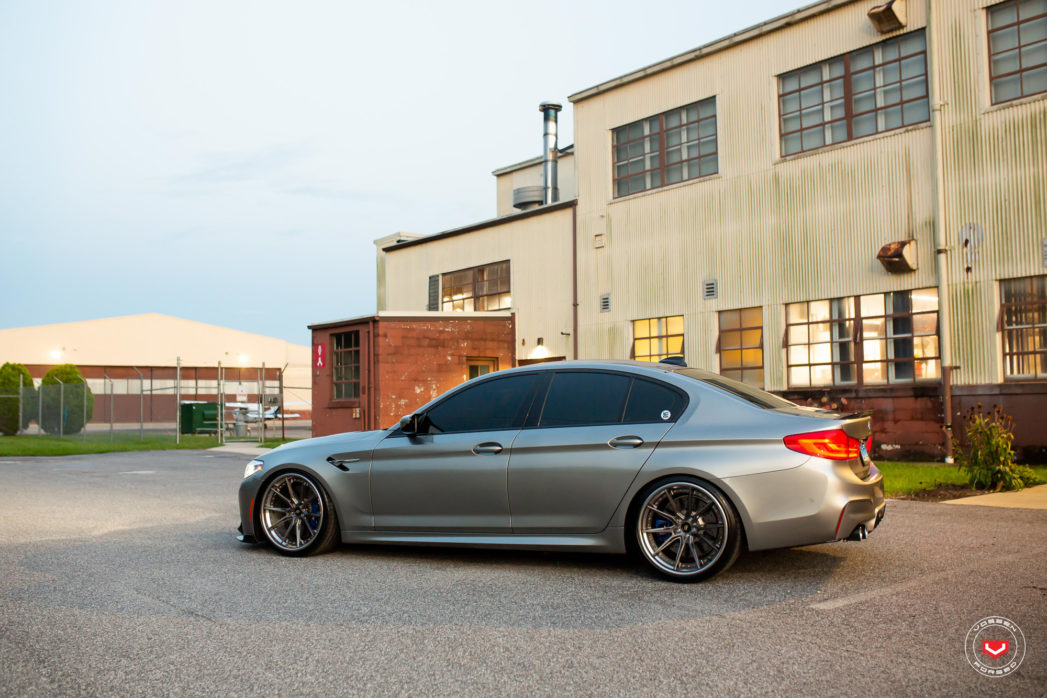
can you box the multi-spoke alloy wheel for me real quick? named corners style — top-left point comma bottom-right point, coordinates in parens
top-left (259, 472), bottom-right (338, 555)
top-left (635, 479), bottom-right (741, 582)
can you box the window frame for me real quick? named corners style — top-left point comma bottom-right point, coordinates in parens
top-left (1000, 275), bottom-right (1047, 380)
top-left (331, 330), bottom-right (361, 400)
top-left (987, 0), bottom-right (1047, 104)
top-left (785, 289), bottom-right (940, 388)
top-left (631, 315), bottom-right (685, 363)
top-left (612, 97), bottom-right (718, 198)
top-left (718, 307), bottom-right (765, 388)
top-left (777, 29), bottom-right (929, 156)
top-left (440, 260), bottom-right (511, 313)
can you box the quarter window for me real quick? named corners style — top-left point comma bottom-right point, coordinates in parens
top-left (778, 30), bottom-right (928, 156)
top-left (718, 308), bottom-right (764, 387)
top-left (786, 289), bottom-right (939, 387)
top-left (612, 97), bottom-right (717, 198)
top-left (632, 315), bottom-right (684, 362)
top-left (441, 260), bottom-right (511, 312)
top-left (332, 331), bottom-right (361, 400)
top-left (988, 0), bottom-right (1047, 104)
top-left (1001, 275), bottom-right (1047, 378)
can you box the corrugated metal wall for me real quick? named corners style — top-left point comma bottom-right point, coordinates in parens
top-left (571, 0), bottom-right (1045, 388)
top-left (381, 206), bottom-right (575, 361)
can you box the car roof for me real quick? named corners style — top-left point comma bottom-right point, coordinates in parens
top-left (499, 359), bottom-right (717, 380)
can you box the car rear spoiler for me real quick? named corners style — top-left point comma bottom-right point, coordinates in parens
top-left (837, 411), bottom-right (873, 440)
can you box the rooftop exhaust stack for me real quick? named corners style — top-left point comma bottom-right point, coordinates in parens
top-left (540, 101), bottom-right (562, 205)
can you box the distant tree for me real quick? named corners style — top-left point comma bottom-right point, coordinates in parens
top-left (40, 364), bottom-right (94, 435)
top-left (0, 362), bottom-right (37, 435)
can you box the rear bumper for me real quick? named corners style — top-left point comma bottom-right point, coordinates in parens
top-left (723, 459), bottom-right (886, 551)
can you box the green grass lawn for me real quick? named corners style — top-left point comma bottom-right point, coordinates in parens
top-left (877, 461), bottom-right (1047, 497)
top-left (0, 432), bottom-right (305, 457)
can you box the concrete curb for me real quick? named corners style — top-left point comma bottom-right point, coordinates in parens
top-left (207, 444), bottom-right (270, 458)
top-left (941, 483), bottom-right (1047, 510)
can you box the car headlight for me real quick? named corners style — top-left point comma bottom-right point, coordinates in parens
top-left (243, 459), bottom-right (264, 479)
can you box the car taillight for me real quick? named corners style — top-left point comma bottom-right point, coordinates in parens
top-left (783, 429), bottom-right (860, 460)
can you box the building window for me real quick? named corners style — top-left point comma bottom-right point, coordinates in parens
top-left (612, 97), bottom-right (717, 198)
top-left (988, 0), bottom-right (1047, 104)
top-left (632, 316), bottom-right (684, 362)
top-left (332, 331), bottom-right (360, 399)
top-left (778, 30), bottom-right (928, 156)
top-left (719, 308), bottom-right (764, 387)
top-left (441, 260), bottom-right (511, 312)
top-left (786, 289), bottom-right (939, 387)
top-left (467, 357), bottom-right (498, 380)
top-left (1001, 275), bottom-right (1047, 378)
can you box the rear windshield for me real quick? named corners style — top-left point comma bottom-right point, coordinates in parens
top-left (677, 369), bottom-right (796, 409)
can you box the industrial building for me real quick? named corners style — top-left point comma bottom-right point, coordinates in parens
top-left (0, 314), bottom-right (311, 423)
top-left (370, 0), bottom-right (1047, 459)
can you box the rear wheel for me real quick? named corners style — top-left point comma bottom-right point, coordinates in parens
top-left (258, 471), bottom-right (339, 556)
top-left (634, 477), bottom-right (741, 582)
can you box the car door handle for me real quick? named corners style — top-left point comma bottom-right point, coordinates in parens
top-left (326, 456), bottom-right (359, 471)
top-left (472, 442), bottom-right (504, 455)
top-left (609, 436), bottom-right (644, 448)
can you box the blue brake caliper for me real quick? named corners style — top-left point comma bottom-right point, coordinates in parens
top-left (651, 513), bottom-right (671, 548)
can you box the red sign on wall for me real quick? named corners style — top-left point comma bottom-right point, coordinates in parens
top-left (314, 343), bottom-right (325, 369)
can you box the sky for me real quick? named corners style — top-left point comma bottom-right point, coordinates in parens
top-left (0, 0), bottom-right (812, 346)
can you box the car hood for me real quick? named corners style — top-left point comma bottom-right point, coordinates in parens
top-left (263, 428), bottom-right (390, 464)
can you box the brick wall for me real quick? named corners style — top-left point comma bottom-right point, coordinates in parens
top-left (310, 315), bottom-right (515, 437)
top-left (779, 385), bottom-right (946, 461)
top-left (374, 317), bottom-right (516, 430)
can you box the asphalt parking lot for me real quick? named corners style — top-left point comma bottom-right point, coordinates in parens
top-left (1, 451), bottom-right (1044, 696)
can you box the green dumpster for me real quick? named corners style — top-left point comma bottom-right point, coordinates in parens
top-left (180, 402), bottom-right (219, 434)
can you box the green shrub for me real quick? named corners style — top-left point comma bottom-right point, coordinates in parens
top-left (0, 362), bottom-right (37, 435)
top-left (39, 364), bottom-right (94, 435)
top-left (953, 404), bottom-right (1036, 492)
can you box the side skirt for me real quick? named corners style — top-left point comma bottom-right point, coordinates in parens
top-left (340, 527), bottom-right (627, 554)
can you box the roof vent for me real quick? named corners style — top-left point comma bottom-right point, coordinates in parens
top-left (599, 293), bottom-right (611, 313)
top-left (702, 280), bottom-right (718, 300)
top-left (513, 186), bottom-right (544, 211)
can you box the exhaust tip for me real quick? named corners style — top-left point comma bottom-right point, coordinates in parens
top-left (846, 524), bottom-right (868, 542)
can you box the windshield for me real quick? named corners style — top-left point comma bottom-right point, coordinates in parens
top-left (676, 369), bottom-right (797, 409)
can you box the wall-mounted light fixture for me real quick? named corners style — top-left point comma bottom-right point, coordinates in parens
top-left (868, 0), bottom-right (906, 34)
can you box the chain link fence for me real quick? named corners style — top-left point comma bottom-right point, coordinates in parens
top-left (1, 363), bottom-right (308, 445)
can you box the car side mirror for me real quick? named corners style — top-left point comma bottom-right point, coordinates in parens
top-left (399, 414), bottom-right (419, 436)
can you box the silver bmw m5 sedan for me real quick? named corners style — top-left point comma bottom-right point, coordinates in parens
top-left (237, 360), bottom-right (885, 581)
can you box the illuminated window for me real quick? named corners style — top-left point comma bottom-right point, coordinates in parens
top-left (632, 316), bottom-right (684, 362)
top-left (719, 308), bottom-right (764, 387)
top-left (332, 331), bottom-right (360, 399)
top-left (786, 289), bottom-right (939, 387)
top-left (778, 30), bottom-right (928, 156)
top-left (612, 98), bottom-right (717, 197)
top-left (988, 0), bottom-right (1047, 104)
top-left (1001, 275), bottom-right (1047, 378)
top-left (441, 261), bottom-right (511, 312)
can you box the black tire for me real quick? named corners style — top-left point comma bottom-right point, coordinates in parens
top-left (257, 471), bottom-right (339, 556)
top-left (631, 476), bottom-right (741, 582)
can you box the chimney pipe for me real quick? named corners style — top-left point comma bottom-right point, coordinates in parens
top-left (540, 101), bottom-right (562, 205)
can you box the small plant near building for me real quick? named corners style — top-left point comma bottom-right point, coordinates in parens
top-left (39, 364), bottom-right (94, 435)
top-left (0, 362), bottom-right (37, 435)
top-left (953, 404), bottom-right (1038, 492)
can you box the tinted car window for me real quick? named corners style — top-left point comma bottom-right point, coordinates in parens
top-left (678, 368), bottom-right (795, 409)
top-left (623, 378), bottom-right (687, 423)
top-left (425, 374), bottom-right (538, 433)
top-left (539, 372), bottom-right (630, 427)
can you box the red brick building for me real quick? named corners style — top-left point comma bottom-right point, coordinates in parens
top-left (308, 312), bottom-right (516, 436)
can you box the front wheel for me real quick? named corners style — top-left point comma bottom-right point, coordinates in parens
top-left (634, 478), bottom-right (741, 582)
top-left (258, 471), bottom-right (339, 556)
